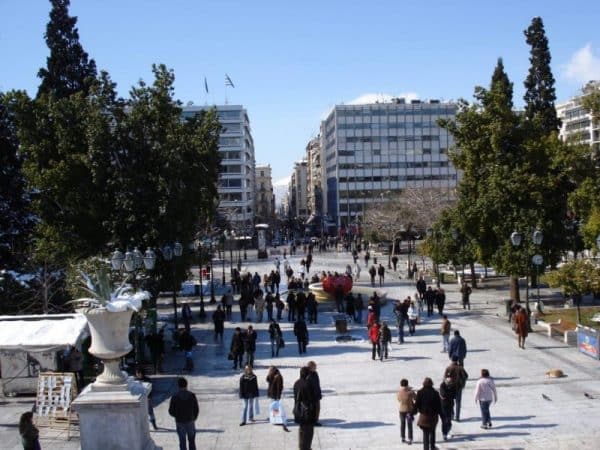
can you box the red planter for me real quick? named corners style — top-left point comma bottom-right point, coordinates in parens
top-left (322, 275), bottom-right (353, 295)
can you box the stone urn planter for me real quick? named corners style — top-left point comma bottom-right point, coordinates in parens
top-left (85, 307), bottom-right (134, 388)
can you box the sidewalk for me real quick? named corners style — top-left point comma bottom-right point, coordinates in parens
top-left (2, 250), bottom-right (600, 449)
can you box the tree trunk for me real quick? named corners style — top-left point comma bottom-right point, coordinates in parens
top-left (510, 276), bottom-right (520, 302)
top-left (470, 262), bottom-right (477, 289)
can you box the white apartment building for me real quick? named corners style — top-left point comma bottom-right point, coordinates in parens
top-left (557, 84), bottom-right (600, 155)
top-left (320, 98), bottom-right (459, 227)
top-left (182, 105), bottom-right (256, 232)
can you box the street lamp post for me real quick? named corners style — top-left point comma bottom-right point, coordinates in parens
top-left (110, 247), bottom-right (156, 369)
top-left (511, 230), bottom-right (543, 328)
top-left (194, 241), bottom-right (206, 320)
top-left (162, 242), bottom-right (183, 330)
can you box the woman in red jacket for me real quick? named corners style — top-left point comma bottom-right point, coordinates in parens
top-left (369, 321), bottom-right (381, 360)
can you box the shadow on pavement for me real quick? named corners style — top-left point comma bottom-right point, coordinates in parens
top-left (320, 419), bottom-right (395, 429)
top-left (492, 423), bottom-right (557, 430)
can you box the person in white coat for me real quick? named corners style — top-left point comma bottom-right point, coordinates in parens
top-left (474, 368), bottom-right (497, 429)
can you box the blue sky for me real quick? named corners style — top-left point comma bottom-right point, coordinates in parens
top-left (1, 0), bottom-right (600, 187)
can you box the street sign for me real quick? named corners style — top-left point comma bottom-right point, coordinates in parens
top-left (532, 254), bottom-right (543, 266)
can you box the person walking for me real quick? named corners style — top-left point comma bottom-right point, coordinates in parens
top-left (460, 282), bottom-right (472, 310)
top-left (19, 412), bottom-right (40, 450)
top-left (394, 299), bottom-right (409, 344)
top-left (212, 305), bottom-right (226, 341)
top-left (396, 379), bottom-right (416, 445)
top-left (230, 327), bottom-right (244, 370)
top-left (306, 361), bottom-right (323, 426)
top-left (179, 329), bottom-right (197, 372)
top-left (239, 365), bottom-right (259, 426)
top-left (243, 325), bottom-right (257, 368)
top-left (354, 261), bottom-right (361, 281)
top-left (424, 286), bottom-right (436, 317)
top-left (354, 293), bottom-right (364, 324)
top-left (275, 294), bottom-right (285, 321)
top-left (379, 321), bottom-right (392, 361)
top-left (392, 255), bottom-right (399, 272)
top-left (416, 276), bottom-right (426, 300)
top-left (414, 377), bottom-right (442, 450)
top-left (440, 315), bottom-right (451, 353)
top-left (444, 357), bottom-right (469, 422)
top-left (294, 317), bottom-right (309, 354)
top-left (474, 369), bottom-right (497, 429)
top-left (181, 303), bottom-right (193, 332)
top-left (266, 366), bottom-right (290, 432)
top-left (168, 377), bottom-right (199, 450)
top-left (369, 320), bottom-right (381, 360)
top-left (268, 319), bottom-right (283, 357)
top-left (369, 265), bottom-right (377, 287)
top-left (448, 330), bottom-right (467, 366)
top-left (286, 291), bottom-right (297, 322)
top-left (435, 288), bottom-right (446, 315)
top-left (515, 307), bottom-right (529, 349)
top-left (377, 263), bottom-right (385, 286)
top-left (306, 291), bottom-right (318, 324)
top-left (439, 377), bottom-right (456, 441)
top-left (408, 300), bottom-right (418, 336)
top-left (223, 288), bottom-right (234, 321)
top-left (293, 366), bottom-right (317, 450)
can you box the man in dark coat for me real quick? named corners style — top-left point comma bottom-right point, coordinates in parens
top-left (414, 377), bottom-right (442, 450)
top-left (296, 290), bottom-right (307, 320)
top-left (448, 330), bottom-right (467, 366)
top-left (212, 305), bottom-right (226, 341)
top-left (306, 292), bottom-right (318, 324)
top-left (168, 377), bottom-right (199, 450)
top-left (369, 265), bottom-right (377, 286)
top-left (229, 327), bottom-right (244, 370)
top-left (243, 325), bottom-right (257, 368)
top-left (286, 291), bottom-right (296, 322)
top-left (306, 361), bottom-right (322, 426)
top-left (439, 377), bottom-right (456, 440)
top-left (424, 286), bottom-right (436, 317)
top-left (293, 367), bottom-right (317, 450)
top-left (377, 264), bottom-right (385, 286)
top-left (294, 317), bottom-right (309, 354)
top-left (435, 288), bottom-right (446, 315)
top-left (460, 282), bottom-right (472, 310)
top-left (444, 357), bottom-right (469, 421)
top-left (179, 329), bottom-right (197, 372)
top-left (416, 276), bottom-right (427, 300)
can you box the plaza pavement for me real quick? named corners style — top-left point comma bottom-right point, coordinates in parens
top-left (2, 249), bottom-right (600, 449)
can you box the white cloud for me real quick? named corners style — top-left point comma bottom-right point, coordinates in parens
top-left (347, 92), bottom-right (419, 105)
top-left (563, 43), bottom-right (600, 84)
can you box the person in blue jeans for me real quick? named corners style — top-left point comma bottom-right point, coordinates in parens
top-left (474, 368), bottom-right (497, 429)
top-left (168, 377), bottom-right (199, 450)
top-left (239, 365), bottom-right (259, 426)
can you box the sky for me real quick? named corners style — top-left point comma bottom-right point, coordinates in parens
top-left (2, 0), bottom-right (600, 191)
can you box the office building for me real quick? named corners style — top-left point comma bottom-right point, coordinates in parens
top-left (320, 98), bottom-right (459, 227)
top-left (557, 83), bottom-right (600, 155)
top-left (182, 105), bottom-right (256, 233)
top-left (255, 164), bottom-right (275, 225)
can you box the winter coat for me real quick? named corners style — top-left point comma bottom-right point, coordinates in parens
top-left (293, 378), bottom-right (316, 425)
top-left (414, 386), bottom-right (442, 430)
top-left (444, 363), bottom-right (469, 389)
top-left (369, 323), bottom-right (381, 343)
top-left (239, 373), bottom-right (259, 399)
top-left (474, 377), bottom-right (497, 403)
top-left (379, 325), bottom-right (392, 344)
top-left (169, 389), bottom-right (199, 423)
top-left (266, 370), bottom-right (284, 400)
top-left (397, 386), bottom-right (416, 413)
top-left (448, 335), bottom-right (467, 361)
top-left (294, 320), bottom-right (309, 341)
top-left (243, 330), bottom-right (257, 352)
top-left (230, 332), bottom-right (244, 355)
top-left (441, 318), bottom-right (451, 335)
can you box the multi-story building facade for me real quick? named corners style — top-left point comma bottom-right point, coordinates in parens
top-left (182, 105), bottom-right (256, 233)
top-left (320, 98), bottom-right (459, 227)
top-left (305, 136), bottom-right (323, 216)
top-left (255, 164), bottom-right (275, 225)
top-left (557, 84), bottom-right (600, 156)
top-left (289, 160), bottom-right (308, 219)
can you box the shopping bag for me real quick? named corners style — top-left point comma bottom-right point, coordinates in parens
top-left (269, 400), bottom-right (287, 424)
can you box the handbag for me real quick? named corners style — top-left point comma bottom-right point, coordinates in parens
top-left (279, 336), bottom-right (285, 348)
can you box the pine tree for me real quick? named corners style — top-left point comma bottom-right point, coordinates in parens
top-left (523, 17), bottom-right (561, 134)
top-left (37, 0), bottom-right (97, 99)
top-left (0, 92), bottom-right (33, 269)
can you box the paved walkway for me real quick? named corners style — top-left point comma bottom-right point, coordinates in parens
top-left (2, 249), bottom-right (600, 449)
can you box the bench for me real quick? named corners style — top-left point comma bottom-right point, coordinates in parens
top-left (548, 319), bottom-right (577, 345)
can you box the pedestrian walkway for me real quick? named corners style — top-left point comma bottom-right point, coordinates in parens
top-left (2, 249), bottom-right (599, 449)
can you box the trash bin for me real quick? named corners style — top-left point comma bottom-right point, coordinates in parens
top-left (333, 314), bottom-right (348, 334)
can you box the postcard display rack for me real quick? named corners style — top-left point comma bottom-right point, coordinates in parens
top-left (35, 372), bottom-right (78, 439)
